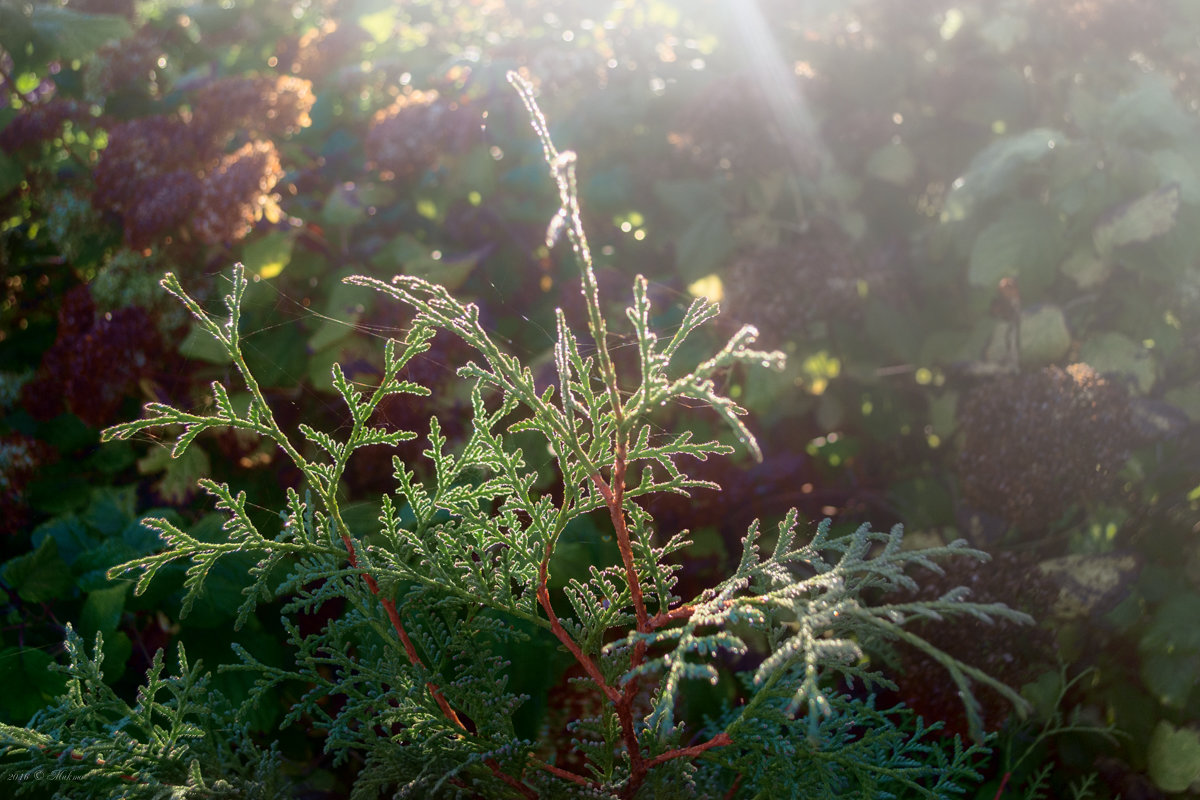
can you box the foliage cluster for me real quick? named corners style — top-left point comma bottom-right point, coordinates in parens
top-left (2, 0), bottom-right (1200, 796)
top-left (1, 59), bottom-right (1029, 797)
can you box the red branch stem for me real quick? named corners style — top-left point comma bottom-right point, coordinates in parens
top-left (529, 757), bottom-right (596, 787)
top-left (536, 541), bottom-right (620, 704)
top-left (992, 771), bottom-right (1012, 800)
top-left (342, 532), bottom-right (464, 728)
top-left (648, 604), bottom-right (696, 629)
top-left (590, 442), bottom-right (647, 631)
top-left (341, 531), bottom-right (536, 799)
top-left (645, 732), bottom-right (733, 769)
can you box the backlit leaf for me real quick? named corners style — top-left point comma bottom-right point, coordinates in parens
top-left (1093, 184), bottom-right (1181, 258)
top-left (968, 203), bottom-right (1063, 288)
top-left (1147, 721), bottom-right (1200, 792)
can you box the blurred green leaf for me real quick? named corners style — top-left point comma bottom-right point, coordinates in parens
top-left (138, 443), bottom-right (212, 504)
top-left (887, 477), bottom-right (953, 531)
top-left (123, 512), bottom-right (172, 556)
top-left (357, 7), bottom-right (399, 42)
top-left (866, 140), bottom-right (917, 186)
top-left (307, 335), bottom-right (373, 392)
top-left (308, 277), bottom-right (374, 351)
top-left (0, 7), bottom-right (37, 72)
top-left (0, 647), bottom-right (69, 723)
top-left (1093, 184), bottom-right (1181, 258)
top-left (30, 6), bottom-right (132, 60)
top-left (100, 630), bottom-right (132, 683)
top-left (654, 179), bottom-right (723, 222)
top-left (81, 486), bottom-right (137, 538)
top-left (1139, 651), bottom-right (1199, 709)
top-left (863, 298), bottom-right (922, 363)
top-left (1079, 332), bottom-right (1157, 394)
top-left (1059, 247), bottom-right (1111, 289)
top-left (81, 584), bottom-right (128, 638)
top-left (0, 152), bottom-right (22, 197)
top-left (1164, 383), bottom-right (1200, 422)
top-left (2, 537), bottom-right (74, 603)
top-left (983, 305), bottom-right (1070, 367)
top-left (1103, 74), bottom-right (1197, 146)
top-left (1148, 721), bottom-right (1200, 792)
top-left (87, 440), bottom-right (137, 475)
top-left (31, 515), bottom-right (95, 566)
top-left (1151, 149), bottom-right (1200, 204)
top-left (72, 539), bottom-right (138, 592)
top-left (242, 323), bottom-right (309, 388)
top-left (674, 209), bottom-right (733, 281)
top-left (242, 232), bottom-right (295, 280)
top-left (455, 145), bottom-right (499, 195)
top-left (968, 203), bottom-right (1064, 288)
top-left (979, 12), bottom-right (1028, 53)
top-left (1141, 594), bottom-right (1200, 653)
top-left (945, 128), bottom-right (1064, 217)
top-left (321, 182), bottom-right (395, 227)
top-left (179, 320), bottom-right (234, 365)
top-left (403, 248), bottom-right (483, 292)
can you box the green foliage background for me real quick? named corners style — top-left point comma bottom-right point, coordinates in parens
top-left (3, 0), bottom-right (1200, 796)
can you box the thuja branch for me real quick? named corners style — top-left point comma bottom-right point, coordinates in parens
top-left (535, 546), bottom-right (619, 705)
top-left (105, 267), bottom-right (541, 796)
top-left (508, 73), bottom-right (669, 786)
top-left (508, 71), bottom-right (622, 420)
top-left (69, 72), bottom-right (1034, 800)
top-left (591, 460), bottom-right (647, 632)
top-left (503, 72), bottom-right (791, 792)
top-left (335, 516), bottom-right (465, 731)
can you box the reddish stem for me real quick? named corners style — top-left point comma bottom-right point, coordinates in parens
top-left (529, 757), bottom-right (596, 787)
top-left (648, 604), bottom-right (696, 630)
top-left (342, 533), bottom-right (464, 729)
top-left (647, 599), bottom-right (736, 630)
top-left (645, 732), bottom-right (732, 769)
top-left (536, 541), bottom-right (620, 704)
top-left (491, 767), bottom-right (536, 797)
top-left (992, 771), bottom-right (1012, 800)
top-left (590, 444), bottom-right (647, 632)
top-left (589, 446), bottom-right (658, 789)
top-left (342, 531), bottom-right (535, 798)
top-left (535, 504), bottom-right (650, 791)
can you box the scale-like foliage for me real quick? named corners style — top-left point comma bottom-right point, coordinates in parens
top-left (1, 73), bottom-right (1032, 798)
top-left (0, 626), bottom-right (282, 798)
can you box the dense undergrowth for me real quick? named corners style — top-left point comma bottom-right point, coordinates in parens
top-left (2, 0), bottom-right (1200, 797)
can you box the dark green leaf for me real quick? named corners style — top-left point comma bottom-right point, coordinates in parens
top-left (968, 202), bottom-right (1065, 288)
top-left (31, 515), bottom-right (96, 566)
top-left (241, 231), bottom-right (295, 280)
top-left (81, 486), bottom-right (137, 537)
top-left (0, 646), bottom-right (69, 723)
top-left (2, 537), bottom-right (74, 603)
top-left (81, 584), bottom-right (129, 637)
top-left (100, 630), bottom-right (132, 684)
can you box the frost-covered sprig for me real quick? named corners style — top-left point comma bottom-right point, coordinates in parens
top-left (619, 513), bottom-right (1033, 742)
